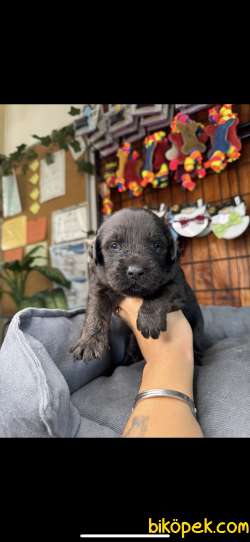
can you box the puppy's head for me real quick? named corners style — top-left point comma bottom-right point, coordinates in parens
top-left (94, 208), bottom-right (177, 297)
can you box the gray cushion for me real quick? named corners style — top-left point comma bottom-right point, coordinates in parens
top-left (196, 336), bottom-right (250, 437)
top-left (0, 308), bottom-right (114, 438)
top-left (73, 335), bottom-right (250, 438)
top-left (201, 305), bottom-right (250, 350)
top-left (1, 304), bottom-right (250, 438)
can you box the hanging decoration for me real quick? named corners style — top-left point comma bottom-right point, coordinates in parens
top-left (167, 112), bottom-right (207, 191)
top-left (99, 104), bottom-right (242, 214)
top-left (204, 104), bottom-right (242, 173)
top-left (210, 196), bottom-right (249, 240)
top-left (111, 143), bottom-right (143, 198)
top-left (164, 196), bottom-right (249, 241)
top-left (141, 131), bottom-right (169, 189)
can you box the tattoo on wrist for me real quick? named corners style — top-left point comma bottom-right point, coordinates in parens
top-left (123, 415), bottom-right (149, 438)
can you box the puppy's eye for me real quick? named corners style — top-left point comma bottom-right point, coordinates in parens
top-left (152, 240), bottom-right (161, 250)
top-left (110, 241), bottom-right (120, 250)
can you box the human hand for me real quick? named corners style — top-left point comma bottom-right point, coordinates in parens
top-left (117, 297), bottom-right (194, 398)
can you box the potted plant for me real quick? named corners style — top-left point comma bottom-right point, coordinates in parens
top-left (0, 245), bottom-right (71, 312)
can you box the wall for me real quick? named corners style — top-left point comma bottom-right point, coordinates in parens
top-left (0, 105), bottom-right (5, 154)
top-left (1, 143), bottom-right (87, 317)
top-left (2, 104), bottom-right (84, 154)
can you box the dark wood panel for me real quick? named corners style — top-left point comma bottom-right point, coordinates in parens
top-left (196, 291), bottom-right (214, 305)
top-left (182, 264), bottom-right (194, 289)
top-left (193, 262), bottom-right (213, 290)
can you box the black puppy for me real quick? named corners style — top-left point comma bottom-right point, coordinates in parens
top-left (71, 208), bottom-right (204, 363)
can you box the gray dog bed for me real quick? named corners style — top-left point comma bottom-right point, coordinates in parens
top-left (1, 305), bottom-right (250, 438)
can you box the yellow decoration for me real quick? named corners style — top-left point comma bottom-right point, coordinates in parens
top-left (29, 160), bottom-right (39, 172)
top-left (29, 202), bottom-right (40, 215)
top-left (1, 216), bottom-right (27, 250)
top-left (30, 188), bottom-right (40, 201)
top-left (29, 173), bottom-right (39, 185)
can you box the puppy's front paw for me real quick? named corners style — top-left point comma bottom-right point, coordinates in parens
top-left (70, 333), bottom-right (109, 362)
top-left (137, 310), bottom-right (167, 339)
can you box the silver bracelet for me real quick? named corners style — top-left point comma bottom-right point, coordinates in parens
top-left (133, 389), bottom-right (197, 417)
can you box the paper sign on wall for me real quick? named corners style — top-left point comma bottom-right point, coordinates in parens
top-left (52, 204), bottom-right (88, 244)
top-left (2, 173), bottom-right (22, 217)
top-left (50, 241), bottom-right (88, 308)
top-left (40, 150), bottom-right (66, 203)
top-left (1, 216), bottom-right (27, 250)
top-left (27, 217), bottom-right (47, 244)
top-left (3, 247), bottom-right (24, 262)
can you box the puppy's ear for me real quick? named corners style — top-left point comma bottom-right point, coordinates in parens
top-left (164, 223), bottom-right (178, 263)
top-left (93, 234), bottom-right (104, 265)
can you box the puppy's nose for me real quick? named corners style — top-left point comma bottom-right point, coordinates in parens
top-left (127, 265), bottom-right (144, 279)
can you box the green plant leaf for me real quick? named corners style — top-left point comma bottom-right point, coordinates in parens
top-left (33, 290), bottom-right (57, 309)
top-left (51, 287), bottom-right (68, 309)
top-left (69, 106), bottom-right (81, 116)
top-left (20, 245), bottom-right (44, 269)
top-left (45, 152), bottom-right (54, 165)
top-left (28, 288), bottom-right (68, 309)
top-left (2, 260), bottom-right (22, 272)
top-left (32, 134), bottom-right (52, 147)
top-left (20, 296), bottom-right (45, 309)
top-left (32, 266), bottom-right (71, 288)
top-left (64, 124), bottom-right (75, 138)
top-left (0, 153), bottom-right (7, 164)
top-left (25, 149), bottom-right (39, 161)
top-left (77, 158), bottom-right (94, 174)
top-left (17, 144), bottom-right (27, 153)
top-left (51, 128), bottom-right (69, 150)
top-left (70, 140), bottom-right (81, 153)
top-left (1, 159), bottom-right (12, 176)
top-left (10, 148), bottom-right (26, 162)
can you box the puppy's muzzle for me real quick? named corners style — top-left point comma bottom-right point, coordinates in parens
top-left (127, 265), bottom-right (144, 280)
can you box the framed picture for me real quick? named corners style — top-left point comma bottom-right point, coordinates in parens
top-left (140, 105), bottom-right (170, 127)
top-left (126, 128), bottom-right (146, 143)
top-left (145, 104), bottom-right (175, 131)
top-left (87, 106), bottom-right (107, 145)
top-left (52, 203), bottom-right (89, 244)
top-left (131, 104), bottom-right (162, 116)
top-left (107, 105), bottom-right (134, 134)
top-left (99, 142), bottom-right (119, 158)
top-left (175, 104), bottom-right (211, 114)
top-left (107, 104), bottom-right (126, 115)
top-left (111, 118), bottom-right (139, 139)
top-left (93, 133), bottom-right (113, 151)
top-left (175, 104), bottom-right (191, 110)
top-left (74, 104), bottom-right (101, 136)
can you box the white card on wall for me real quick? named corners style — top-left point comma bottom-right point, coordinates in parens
top-left (40, 150), bottom-right (66, 203)
top-left (52, 203), bottom-right (89, 244)
top-left (50, 240), bottom-right (88, 308)
top-left (2, 172), bottom-right (22, 217)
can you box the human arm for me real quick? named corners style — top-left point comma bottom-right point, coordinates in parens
top-left (117, 298), bottom-right (203, 438)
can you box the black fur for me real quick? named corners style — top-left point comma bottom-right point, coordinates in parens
top-left (71, 208), bottom-right (205, 364)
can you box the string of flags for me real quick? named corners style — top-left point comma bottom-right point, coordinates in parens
top-left (81, 104), bottom-right (242, 215)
